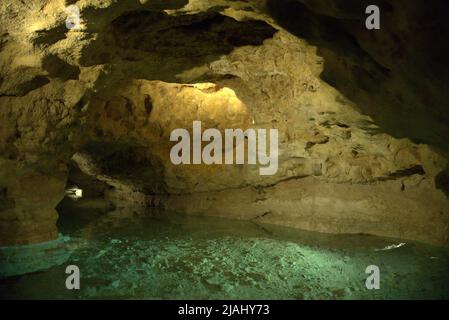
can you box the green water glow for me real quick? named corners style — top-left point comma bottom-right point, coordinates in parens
top-left (1, 211), bottom-right (448, 300)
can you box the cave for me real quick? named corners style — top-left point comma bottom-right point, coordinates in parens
top-left (0, 0), bottom-right (448, 300)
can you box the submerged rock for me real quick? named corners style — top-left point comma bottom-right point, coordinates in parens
top-left (0, 234), bottom-right (71, 278)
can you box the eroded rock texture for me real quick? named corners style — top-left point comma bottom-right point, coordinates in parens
top-left (0, 0), bottom-right (448, 245)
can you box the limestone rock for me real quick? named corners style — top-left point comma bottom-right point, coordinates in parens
top-left (0, 0), bottom-right (448, 245)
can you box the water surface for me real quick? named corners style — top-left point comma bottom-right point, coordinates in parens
top-left (1, 209), bottom-right (448, 299)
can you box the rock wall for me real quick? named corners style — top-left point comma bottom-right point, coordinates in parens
top-left (0, 0), bottom-right (448, 245)
top-left (166, 177), bottom-right (449, 245)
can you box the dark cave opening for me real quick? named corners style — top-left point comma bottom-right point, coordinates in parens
top-left (56, 160), bottom-right (113, 235)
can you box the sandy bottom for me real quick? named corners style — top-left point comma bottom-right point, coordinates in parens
top-left (1, 209), bottom-right (448, 300)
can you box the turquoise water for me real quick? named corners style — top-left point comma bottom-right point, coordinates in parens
top-left (1, 208), bottom-right (448, 299)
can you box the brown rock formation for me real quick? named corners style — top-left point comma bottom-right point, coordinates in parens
top-left (1, 0), bottom-right (448, 246)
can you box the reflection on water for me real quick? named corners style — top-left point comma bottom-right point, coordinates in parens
top-left (1, 207), bottom-right (448, 300)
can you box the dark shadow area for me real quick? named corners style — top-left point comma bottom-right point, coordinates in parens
top-left (0, 187), bottom-right (14, 212)
top-left (112, 10), bottom-right (276, 57)
top-left (42, 54), bottom-right (80, 80)
top-left (15, 76), bottom-right (50, 96)
top-left (266, 0), bottom-right (449, 149)
top-left (82, 141), bottom-right (167, 195)
top-left (56, 161), bottom-right (113, 235)
top-left (32, 24), bottom-right (68, 46)
top-left (77, 9), bottom-right (277, 80)
top-left (435, 170), bottom-right (449, 198)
